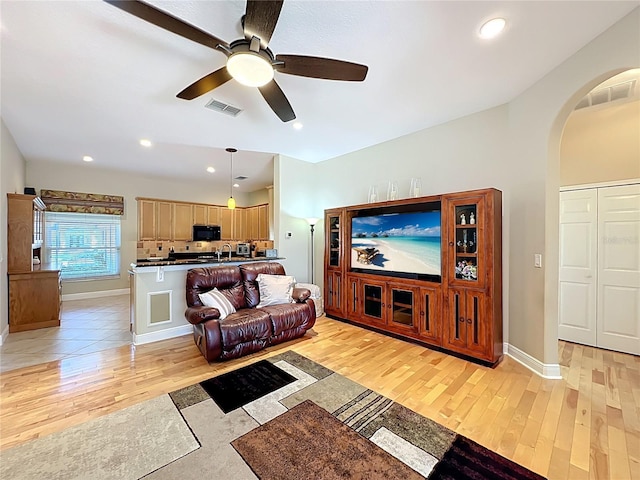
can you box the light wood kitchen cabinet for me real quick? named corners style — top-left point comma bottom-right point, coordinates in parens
top-left (136, 197), bottom-right (270, 242)
top-left (234, 208), bottom-right (247, 240)
top-left (220, 208), bottom-right (234, 240)
top-left (138, 199), bottom-right (156, 241)
top-left (192, 204), bottom-right (207, 225)
top-left (172, 203), bottom-right (193, 241)
top-left (207, 205), bottom-right (221, 226)
top-left (258, 204), bottom-right (269, 239)
top-left (247, 206), bottom-right (259, 239)
top-left (156, 201), bottom-right (173, 240)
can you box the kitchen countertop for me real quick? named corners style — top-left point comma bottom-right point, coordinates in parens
top-left (131, 256), bottom-right (284, 269)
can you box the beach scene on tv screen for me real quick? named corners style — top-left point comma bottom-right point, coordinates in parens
top-left (351, 211), bottom-right (441, 275)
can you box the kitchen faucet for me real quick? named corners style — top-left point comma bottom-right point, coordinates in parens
top-left (221, 243), bottom-right (233, 259)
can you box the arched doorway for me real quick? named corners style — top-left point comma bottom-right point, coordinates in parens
top-left (547, 67), bottom-right (640, 363)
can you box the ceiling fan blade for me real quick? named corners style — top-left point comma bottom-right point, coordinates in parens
top-left (258, 80), bottom-right (296, 122)
top-left (243, 0), bottom-right (283, 49)
top-left (275, 55), bottom-right (368, 81)
top-left (104, 0), bottom-right (229, 51)
top-left (176, 67), bottom-right (232, 100)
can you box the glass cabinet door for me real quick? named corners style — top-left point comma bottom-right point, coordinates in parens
top-left (454, 204), bottom-right (479, 282)
top-left (328, 214), bottom-right (341, 267)
top-left (362, 282), bottom-right (384, 323)
top-left (390, 288), bottom-right (416, 330)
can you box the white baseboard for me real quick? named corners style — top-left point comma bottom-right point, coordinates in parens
top-left (133, 324), bottom-right (192, 346)
top-left (505, 343), bottom-right (562, 379)
top-left (62, 288), bottom-right (130, 301)
top-left (0, 324), bottom-right (9, 346)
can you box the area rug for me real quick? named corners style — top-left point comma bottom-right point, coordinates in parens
top-left (199, 359), bottom-right (296, 413)
top-left (0, 351), bottom-right (546, 479)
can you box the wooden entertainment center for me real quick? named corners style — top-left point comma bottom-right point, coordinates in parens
top-left (323, 188), bottom-right (502, 365)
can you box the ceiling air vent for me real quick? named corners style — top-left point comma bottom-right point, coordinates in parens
top-left (204, 99), bottom-right (242, 117)
top-left (235, 175), bottom-right (248, 180)
top-left (575, 79), bottom-right (636, 110)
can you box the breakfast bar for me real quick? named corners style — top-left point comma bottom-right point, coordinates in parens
top-left (128, 256), bottom-right (284, 345)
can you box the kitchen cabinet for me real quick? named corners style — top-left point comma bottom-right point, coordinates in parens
top-left (136, 198), bottom-right (269, 242)
top-left (234, 208), bottom-right (247, 240)
top-left (258, 204), bottom-right (269, 239)
top-left (173, 203), bottom-right (193, 241)
top-left (156, 201), bottom-right (173, 240)
top-left (193, 204), bottom-right (207, 225)
top-left (220, 207), bottom-right (234, 240)
top-left (138, 199), bottom-right (156, 241)
top-left (207, 205), bottom-right (221, 226)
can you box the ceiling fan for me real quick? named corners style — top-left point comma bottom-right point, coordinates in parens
top-left (105, 0), bottom-right (369, 122)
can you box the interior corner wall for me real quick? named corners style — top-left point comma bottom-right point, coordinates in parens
top-left (1, 118), bottom-right (27, 341)
top-left (560, 99), bottom-right (640, 186)
top-left (272, 154), bottom-right (318, 284)
top-left (25, 160), bottom-right (252, 296)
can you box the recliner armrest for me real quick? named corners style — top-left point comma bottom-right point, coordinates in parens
top-left (292, 287), bottom-right (311, 303)
top-left (185, 306), bottom-right (221, 325)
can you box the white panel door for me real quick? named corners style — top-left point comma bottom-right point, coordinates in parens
top-left (597, 184), bottom-right (640, 355)
top-left (558, 189), bottom-right (598, 346)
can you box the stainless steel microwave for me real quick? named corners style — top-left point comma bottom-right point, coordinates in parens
top-left (192, 225), bottom-right (221, 241)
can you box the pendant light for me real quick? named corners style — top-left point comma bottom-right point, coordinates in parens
top-left (226, 147), bottom-right (237, 210)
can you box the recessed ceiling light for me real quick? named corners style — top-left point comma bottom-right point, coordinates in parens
top-left (233, 183), bottom-right (240, 188)
top-left (82, 155), bottom-right (94, 162)
top-left (206, 166), bottom-right (215, 173)
top-left (479, 18), bottom-right (506, 39)
top-left (139, 139), bottom-right (152, 147)
top-left (293, 122), bottom-right (303, 130)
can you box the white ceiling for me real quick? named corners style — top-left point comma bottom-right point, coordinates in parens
top-left (1, 1), bottom-right (637, 193)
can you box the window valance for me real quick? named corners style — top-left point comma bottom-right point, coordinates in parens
top-left (40, 189), bottom-right (124, 215)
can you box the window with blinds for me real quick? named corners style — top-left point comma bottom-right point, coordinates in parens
top-left (44, 212), bottom-right (121, 280)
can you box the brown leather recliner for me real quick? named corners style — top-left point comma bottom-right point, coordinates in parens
top-left (185, 262), bottom-right (316, 361)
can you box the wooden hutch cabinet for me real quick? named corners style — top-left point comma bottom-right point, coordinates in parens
top-left (7, 193), bottom-right (61, 332)
top-left (324, 188), bottom-right (502, 365)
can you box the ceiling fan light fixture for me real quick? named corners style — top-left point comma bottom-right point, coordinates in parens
top-left (227, 51), bottom-right (274, 87)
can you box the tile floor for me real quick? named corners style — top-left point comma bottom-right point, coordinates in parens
top-left (0, 294), bottom-right (131, 373)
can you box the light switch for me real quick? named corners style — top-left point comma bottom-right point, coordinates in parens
top-left (534, 254), bottom-right (542, 268)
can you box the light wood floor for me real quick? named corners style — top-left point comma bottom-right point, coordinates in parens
top-left (1, 302), bottom-right (638, 479)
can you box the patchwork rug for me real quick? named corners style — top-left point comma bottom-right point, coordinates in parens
top-left (0, 352), bottom-right (546, 479)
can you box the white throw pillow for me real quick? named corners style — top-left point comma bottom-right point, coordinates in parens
top-left (198, 288), bottom-right (236, 320)
top-left (256, 274), bottom-right (296, 308)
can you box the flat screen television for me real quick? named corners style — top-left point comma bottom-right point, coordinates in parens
top-left (350, 202), bottom-right (441, 282)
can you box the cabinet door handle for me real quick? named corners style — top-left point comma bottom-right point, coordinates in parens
top-left (467, 318), bottom-right (472, 324)
top-left (449, 242), bottom-right (454, 246)
top-left (459, 317), bottom-right (465, 323)
top-left (420, 311), bottom-right (424, 316)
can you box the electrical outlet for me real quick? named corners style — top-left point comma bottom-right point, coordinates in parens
top-left (534, 254), bottom-right (542, 268)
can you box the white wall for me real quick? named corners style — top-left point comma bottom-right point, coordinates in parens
top-left (560, 100), bottom-right (640, 186)
top-left (26, 160), bottom-right (253, 295)
top-left (273, 154), bottom-right (318, 283)
top-left (0, 119), bottom-right (27, 341)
